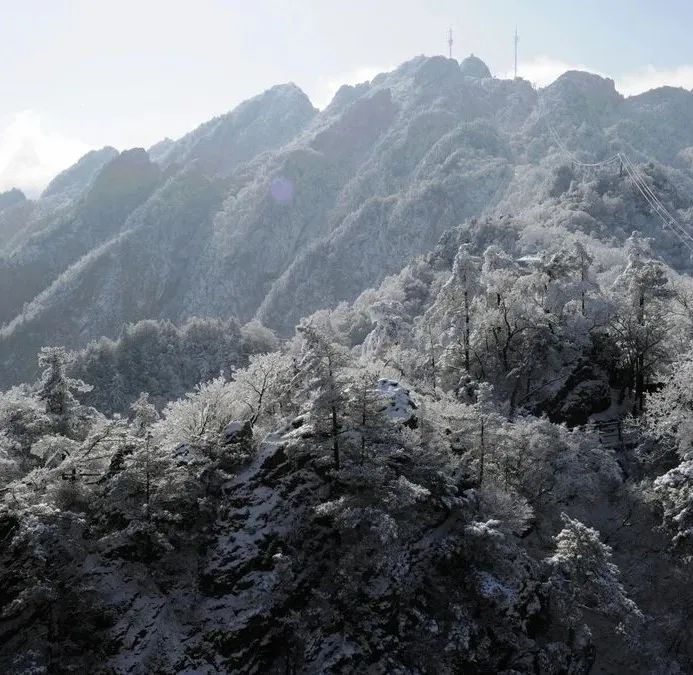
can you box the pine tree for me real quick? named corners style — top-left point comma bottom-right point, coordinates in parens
top-left (611, 234), bottom-right (673, 414)
top-left (547, 513), bottom-right (642, 635)
top-left (296, 324), bottom-right (350, 471)
top-left (343, 365), bottom-right (390, 464)
top-left (440, 245), bottom-right (481, 372)
top-left (36, 347), bottom-right (92, 438)
top-left (130, 392), bottom-right (159, 437)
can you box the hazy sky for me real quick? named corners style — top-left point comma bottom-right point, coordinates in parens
top-left (3, 0), bottom-right (693, 195)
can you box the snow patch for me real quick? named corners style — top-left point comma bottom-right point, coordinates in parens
top-left (376, 378), bottom-right (417, 422)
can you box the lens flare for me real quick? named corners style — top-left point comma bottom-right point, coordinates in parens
top-left (269, 176), bottom-right (294, 204)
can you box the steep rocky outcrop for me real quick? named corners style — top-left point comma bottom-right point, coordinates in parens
top-left (42, 146), bottom-right (119, 204)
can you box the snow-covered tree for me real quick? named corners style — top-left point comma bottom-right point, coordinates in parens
top-left (130, 392), bottom-right (159, 437)
top-left (37, 347), bottom-right (92, 438)
top-left (611, 234), bottom-right (673, 413)
top-left (637, 349), bottom-right (693, 548)
top-left (231, 351), bottom-right (292, 429)
top-left (425, 245), bottom-right (481, 392)
top-left (343, 365), bottom-right (390, 464)
top-left (295, 323), bottom-right (351, 471)
top-left (0, 503), bottom-right (98, 671)
top-left (0, 385), bottom-right (49, 482)
top-left (546, 513), bottom-right (642, 635)
top-left (98, 425), bottom-right (204, 560)
top-left (155, 376), bottom-right (235, 450)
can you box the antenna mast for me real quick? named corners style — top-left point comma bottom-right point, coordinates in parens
top-left (447, 27), bottom-right (453, 59)
top-left (514, 27), bottom-right (519, 79)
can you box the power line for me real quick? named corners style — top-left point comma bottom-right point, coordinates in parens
top-left (619, 162), bottom-right (693, 253)
top-left (547, 122), bottom-right (693, 255)
top-left (620, 155), bottom-right (693, 251)
top-left (621, 154), bottom-right (674, 223)
top-left (619, 152), bottom-right (693, 243)
top-left (548, 124), bottom-right (620, 168)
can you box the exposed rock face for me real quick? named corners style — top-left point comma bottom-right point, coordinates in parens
top-left (81, 148), bottom-right (160, 221)
top-left (41, 147), bottom-right (119, 203)
top-left (0, 405), bottom-right (600, 673)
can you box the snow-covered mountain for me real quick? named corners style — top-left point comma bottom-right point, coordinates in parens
top-left (2, 54), bottom-right (693, 386)
top-left (6, 53), bottom-right (693, 673)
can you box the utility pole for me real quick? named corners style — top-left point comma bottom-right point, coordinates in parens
top-left (447, 27), bottom-right (453, 59)
top-left (514, 27), bottom-right (519, 79)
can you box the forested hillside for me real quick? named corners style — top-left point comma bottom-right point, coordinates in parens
top-left (2, 216), bottom-right (693, 671)
top-left (3, 56), bottom-right (693, 386)
top-left (3, 55), bottom-right (693, 673)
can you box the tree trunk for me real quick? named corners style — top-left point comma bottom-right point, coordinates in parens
top-left (145, 438), bottom-right (151, 523)
top-left (428, 325), bottom-right (437, 395)
top-left (636, 354), bottom-right (645, 414)
top-left (331, 405), bottom-right (340, 471)
top-left (478, 419), bottom-right (485, 486)
top-left (464, 287), bottom-right (470, 372)
top-left (636, 290), bottom-right (645, 414)
top-left (361, 395), bottom-right (366, 465)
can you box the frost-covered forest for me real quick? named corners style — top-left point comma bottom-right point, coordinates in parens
top-left (3, 55), bottom-right (693, 673)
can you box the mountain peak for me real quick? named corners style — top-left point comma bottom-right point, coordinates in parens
top-left (548, 70), bottom-right (619, 98)
top-left (0, 188), bottom-right (26, 212)
top-left (460, 54), bottom-right (492, 79)
top-left (151, 82), bottom-right (316, 176)
top-left (543, 69), bottom-right (622, 115)
top-left (265, 81), bottom-right (312, 101)
top-left (41, 146), bottom-right (119, 201)
top-left (83, 148), bottom-right (161, 219)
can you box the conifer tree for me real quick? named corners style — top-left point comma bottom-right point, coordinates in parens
top-left (37, 347), bottom-right (92, 438)
top-left (296, 324), bottom-right (350, 471)
top-left (612, 234), bottom-right (672, 413)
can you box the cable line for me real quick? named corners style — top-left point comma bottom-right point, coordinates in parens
top-left (548, 124), bottom-right (621, 168)
top-left (547, 122), bottom-right (693, 255)
top-left (620, 154), bottom-right (693, 250)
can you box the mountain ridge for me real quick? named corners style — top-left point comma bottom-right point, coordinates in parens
top-left (2, 55), bottom-right (693, 386)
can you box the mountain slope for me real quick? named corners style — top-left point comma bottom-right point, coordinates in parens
top-left (3, 56), bottom-right (693, 386)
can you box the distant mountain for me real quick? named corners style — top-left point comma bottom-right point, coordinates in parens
top-left (0, 188), bottom-right (26, 212)
top-left (0, 148), bottom-right (162, 329)
top-left (152, 83), bottom-right (316, 175)
top-left (42, 146), bottom-right (119, 203)
top-left (0, 189), bottom-right (30, 253)
top-left (2, 55), bottom-right (693, 386)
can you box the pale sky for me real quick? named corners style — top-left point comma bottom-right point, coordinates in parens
top-left (2, 0), bottom-right (693, 195)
